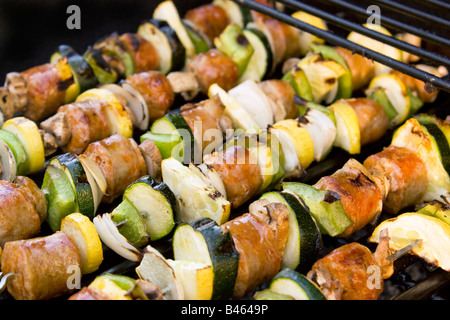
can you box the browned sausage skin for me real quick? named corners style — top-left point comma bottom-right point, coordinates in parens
top-left (1, 232), bottom-right (81, 300)
top-left (343, 98), bottom-right (390, 147)
top-left (188, 49), bottom-right (239, 95)
top-left (125, 71), bottom-right (174, 122)
top-left (203, 145), bottom-right (263, 208)
top-left (363, 145), bottom-right (427, 215)
top-left (21, 62), bottom-right (70, 122)
top-left (314, 159), bottom-right (383, 237)
top-left (221, 201), bottom-right (289, 298)
top-left (119, 33), bottom-right (159, 73)
top-left (0, 178), bottom-right (45, 247)
top-left (83, 134), bottom-right (147, 203)
top-left (184, 4), bottom-right (229, 44)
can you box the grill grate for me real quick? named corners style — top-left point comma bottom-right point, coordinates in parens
top-left (234, 0), bottom-right (450, 93)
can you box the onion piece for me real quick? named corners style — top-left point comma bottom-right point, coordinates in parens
top-left (93, 214), bottom-right (141, 262)
top-left (0, 139), bottom-right (16, 182)
top-left (77, 154), bottom-right (107, 196)
top-left (228, 80), bottom-right (274, 129)
top-left (121, 81), bottom-right (150, 131)
top-left (78, 154), bottom-right (103, 212)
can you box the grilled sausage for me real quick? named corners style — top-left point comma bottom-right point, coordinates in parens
top-left (221, 201), bottom-right (290, 298)
top-left (187, 49), bottom-right (239, 95)
top-left (184, 4), bottom-right (229, 43)
top-left (307, 230), bottom-right (393, 300)
top-left (52, 100), bottom-right (111, 154)
top-left (83, 134), bottom-right (147, 203)
top-left (0, 231), bottom-right (81, 300)
top-left (363, 145), bottom-right (427, 214)
top-left (21, 62), bottom-right (70, 121)
top-left (119, 33), bottom-right (159, 73)
top-left (181, 97), bottom-right (227, 155)
top-left (334, 47), bottom-right (375, 91)
top-left (13, 176), bottom-right (47, 223)
top-left (307, 242), bottom-right (382, 300)
top-left (125, 71), bottom-right (174, 122)
top-left (258, 79), bottom-right (298, 121)
top-left (344, 98), bottom-right (390, 147)
top-left (0, 178), bottom-right (44, 247)
top-left (314, 159), bottom-right (383, 237)
top-left (203, 145), bottom-right (263, 208)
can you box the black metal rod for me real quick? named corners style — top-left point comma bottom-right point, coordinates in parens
top-left (320, 0), bottom-right (450, 47)
top-left (424, 0), bottom-right (450, 10)
top-left (234, 0), bottom-right (450, 93)
top-left (374, 0), bottom-right (450, 28)
top-left (394, 268), bottom-right (450, 300)
top-left (276, 0), bottom-right (450, 67)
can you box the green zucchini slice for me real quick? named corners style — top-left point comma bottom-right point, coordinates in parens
top-left (137, 19), bottom-right (186, 74)
top-left (260, 191), bottom-right (321, 273)
top-left (50, 153), bottom-right (95, 220)
top-left (150, 113), bottom-right (195, 164)
top-left (124, 175), bottom-right (178, 241)
top-left (269, 268), bottom-right (326, 300)
top-left (172, 218), bottom-right (240, 300)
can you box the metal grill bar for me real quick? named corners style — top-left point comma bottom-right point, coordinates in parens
top-left (424, 0), bottom-right (450, 10)
top-left (234, 0), bottom-right (450, 93)
top-left (374, 0), bottom-right (450, 28)
top-left (278, 0), bottom-right (450, 66)
top-left (317, 0), bottom-right (450, 47)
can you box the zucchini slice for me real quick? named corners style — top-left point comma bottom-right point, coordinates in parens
top-left (0, 129), bottom-right (27, 176)
top-left (2, 117), bottom-right (45, 175)
top-left (153, 0), bottom-right (196, 60)
top-left (172, 218), bottom-right (240, 300)
top-left (42, 164), bottom-right (78, 232)
top-left (415, 114), bottom-right (450, 176)
top-left (150, 113), bottom-right (195, 164)
top-left (50, 153), bottom-right (95, 220)
top-left (269, 268), bottom-right (326, 300)
top-left (124, 175), bottom-right (178, 241)
top-left (51, 44), bottom-right (99, 94)
top-left (370, 212), bottom-right (450, 272)
top-left (260, 191), bottom-right (321, 273)
top-left (161, 157), bottom-right (231, 225)
top-left (167, 259), bottom-right (214, 300)
top-left (136, 245), bottom-right (184, 300)
top-left (239, 28), bottom-right (273, 82)
top-left (282, 182), bottom-right (353, 236)
top-left (212, 0), bottom-right (253, 27)
top-left (137, 19), bottom-right (186, 74)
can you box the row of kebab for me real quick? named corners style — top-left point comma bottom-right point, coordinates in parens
top-left (0, 0), bottom-right (449, 301)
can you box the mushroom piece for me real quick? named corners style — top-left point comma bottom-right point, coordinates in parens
top-left (166, 71), bottom-right (200, 101)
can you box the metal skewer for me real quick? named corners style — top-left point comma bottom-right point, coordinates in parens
top-left (387, 239), bottom-right (423, 262)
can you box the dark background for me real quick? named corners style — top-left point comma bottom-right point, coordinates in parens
top-left (0, 0), bottom-right (211, 83)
